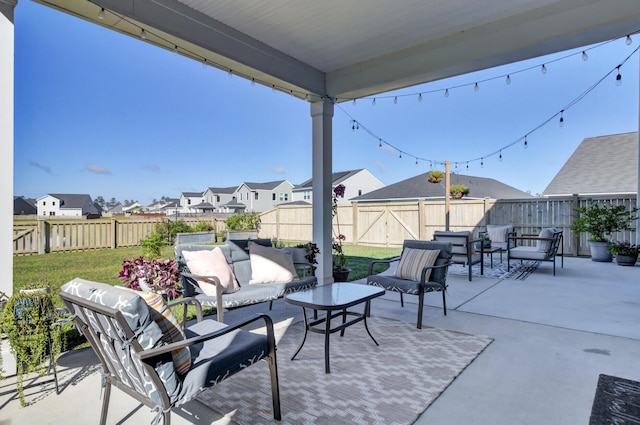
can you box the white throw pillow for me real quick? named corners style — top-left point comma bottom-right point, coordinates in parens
top-left (182, 247), bottom-right (240, 294)
top-left (249, 241), bottom-right (299, 284)
top-left (536, 228), bottom-right (555, 252)
top-left (395, 248), bottom-right (440, 282)
top-left (487, 225), bottom-right (509, 243)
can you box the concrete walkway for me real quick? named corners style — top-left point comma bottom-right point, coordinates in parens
top-left (1, 256), bottom-right (639, 424)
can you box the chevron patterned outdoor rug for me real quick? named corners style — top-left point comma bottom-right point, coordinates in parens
top-left (196, 316), bottom-right (492, 425)
top-left (448, 260), bottom-right (541, 280)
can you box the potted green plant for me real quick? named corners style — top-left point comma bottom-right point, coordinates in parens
top-left (450, 184), bottom-right (469, 199)
top-left (570, 200), bottom-right (638, 262)
top-left (428, 170), bottom-right (444, 183)
top-left (0, 288), bottom-right (63, 406)
top-left (607, 240), bottom-right (639, 266)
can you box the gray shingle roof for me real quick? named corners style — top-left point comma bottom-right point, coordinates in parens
top-left (206, 186), bottom-right (237, 194)
top-left (242, 180), bottom-right (288, 190)
top-left (353, 173), bottom-right (532, 201)
top-left (294, 169), bottom-right (363, 189)
top-left (181, 192), bottom-right (203, 197)
top-left (543, 132), bottom-right (638, 196)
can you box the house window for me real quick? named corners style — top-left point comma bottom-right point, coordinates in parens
top-left (255, 192), bottom-right (259, 200)
top-left (272, 193), bottom-right (276, 201)
top-left (42, 201), bottom-right (46, 206)
top-left (303, 190), bottom-right (311, 200)
top-left (216, 195), bottom-right (220, 202)
top-left (358, 189), bottom-right (362, 196)
top-left (52, 201), bottom-right (56, 206)
top-left (49, 211), bottom-right (55, 216)
top-left (279, 193), bottom-right (289, 201)
top-left (188, 199), bottom-right (191, 205)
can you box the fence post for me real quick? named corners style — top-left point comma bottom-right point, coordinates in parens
top-left (570, 194), bottom-right (580, 256)
top-left (418, 199), bottom-right (426, 241)
top-left (352, 201), bottom-right (359, 245)
top-left (37, 218), bottom-right (50, 254)
top-left (111, 219), bottom-right (117, 249)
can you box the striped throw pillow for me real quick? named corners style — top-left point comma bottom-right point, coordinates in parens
top-left (125, 288), bottom-right (191, 375)
top-left (395, 248), bottom-right (440, 282)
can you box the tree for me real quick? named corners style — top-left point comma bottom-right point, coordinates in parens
top-left (94, 196), bottom-right (105, 207)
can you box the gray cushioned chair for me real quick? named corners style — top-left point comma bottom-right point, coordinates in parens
top-left (60, 278), bottom-right (281, 425)
top-left (433, 230), bottom-right (483, 281)
top-left (507, 228), bottom-right (564, 276)
top-left (366, 240), bottom-right (453, 329)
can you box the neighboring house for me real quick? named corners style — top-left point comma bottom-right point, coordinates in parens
top-left (543, 132), bottom-right (638, 196)
top-left (292, 169), bottom-right (385, 204)
top-left (122, 202), bottom-right (145, 214)
top-left (234, 180), bottom-right (294, 212)
top-left (203, 187), bottom-right (237, 211)
top-left (147, 198), bottom-right (180, 213)
top-left (36, 194), bottom-right (102, 217)
top-left (218, 197), bottom-right (247, 214)
top-left (13, 196), bottom-right (37, 215)
top-left (353, 172), bottom-right (533, 202)
top-left (180, 192), bottom-right (205, 213)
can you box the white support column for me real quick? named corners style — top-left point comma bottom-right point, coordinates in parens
top-left (310, 100), bottom-right (334, 284)
top-left (0, 0), bottom-right (16, 298)
top-left (637, 50), bottom-right (640, 246)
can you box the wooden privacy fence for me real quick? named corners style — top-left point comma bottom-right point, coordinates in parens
top-left (260, 194), bottom-right (638, 257)
top-left (12, 216), bottom-right (226, 255)
top-left (15, 195), bottom-right (638, 256)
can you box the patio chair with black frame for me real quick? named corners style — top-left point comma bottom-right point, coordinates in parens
top-left (507, 228), bottom-right (564, 276)
top-left (433, 230), bottom-right (484, 281)
top-left (366, 240), bottom-right (453, 329)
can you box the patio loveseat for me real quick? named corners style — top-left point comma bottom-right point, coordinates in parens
top-left (175, 239), bottom-right (317, 322)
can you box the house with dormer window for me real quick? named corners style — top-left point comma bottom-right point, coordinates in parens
top-left (292, 169), bottom-right (385, 204)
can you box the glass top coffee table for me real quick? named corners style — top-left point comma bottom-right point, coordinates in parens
top-left (284, 283), bottom-right (385, 374)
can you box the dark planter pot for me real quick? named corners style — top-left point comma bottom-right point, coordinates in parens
top-left (333, 268), bottom-right (351, 282)
top-left (615, 253), bottom-right (638, 266)
top-left (589, 241), bottom-right (613, 262)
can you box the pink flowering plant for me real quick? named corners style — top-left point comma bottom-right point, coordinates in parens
top-left (332, 184), bottom-right (348, 271)
top-left (119, 256), bottom-right (181, 299)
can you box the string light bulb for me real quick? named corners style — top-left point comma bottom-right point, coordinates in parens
top-left (251, 78), bottom-right (256, 86)
top-left (378, 139), bottom-right (382, 149)
top-left (399, 151), bottom-right (402, 159)
top-left (415, 158), bottom-right (419, 166)
top-left (372, 98), bottom-right (376, 106)
top-left (444, 89), bottom-right (449, 98)
top-left (626, 35), bottom-right (633, 46)
top-left (541, 64), bottom-right (547, 74)
top-left (228, 70), bottom-right (233, 78)
top-left (418, 93), bottom-right (423, 102)
top-left (499, 151), bottom-right (503, 161)
top-left (466, 162), bottom-right (469, 170)
top-left (474, 83), bottom-right (479, 92)
top-left (98, 8), bottom-right (105, 19)
top-left (394, 96), bottom-right (398, 105)
top-left (524, 135), bottom-right (528, 150)
top-left (615, 66), bottom-right (622, 86)
top-left (582, 51), bottom-right (588, 61)
top-left (173, 45), bottom-right (178, 55)
top-left (506, 75), bottom-right (511, 85)
top-left (559, 110), bottom-right (564, 127)
top-left (140, 29), bottom-right (147, 40)
top-left (352, 99), bottom-right (356, 106)
top-left (481, 158), bottom-right (484, 168)
top-left (202, 58), bottom-right (208, 68)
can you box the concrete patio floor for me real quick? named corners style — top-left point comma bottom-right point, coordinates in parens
top-left (1, 256), bottom-right (639, 424)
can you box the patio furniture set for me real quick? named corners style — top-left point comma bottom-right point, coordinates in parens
top-left (57, 227), bottom-right (563, 423)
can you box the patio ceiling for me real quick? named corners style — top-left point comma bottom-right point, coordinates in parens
top-left (35, 0), bottom-right (640, 101)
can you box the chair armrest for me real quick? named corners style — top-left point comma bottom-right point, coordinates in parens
top-left (368, 256), bottom-right (402, 275)
top-left (166, 296), bottom-right (203, 325)
top-left (421, 261), bottom-right (452, 283)
top-left (136, 313), bottom-right (276, 365)
top-left (180, 272), bottom-right (226, 322)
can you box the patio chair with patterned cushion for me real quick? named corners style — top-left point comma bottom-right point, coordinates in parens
top-left (433, 230), bottom-right (484, 281)
top-left (367, 240), bottom-right (453, 329)
top-left (59, 278), bottom-right (281, 425)
top-left (507, 228), bottom-right (564, 276)
top-left (484, 224), bottom-right (517, 251)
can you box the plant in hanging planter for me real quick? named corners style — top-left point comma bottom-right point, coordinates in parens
top-left (119, 256), bottom-right (181, 299)
top-left (331, 184), bottom-right (349, 279)
top-left (428, 170), bottom-right (444, 183)
top-left (0, 287), bottom-right (64, 407)
top-left (450, 184), bottom-right (469, 199)
top-left (295, 241), bottom-right (320, 266)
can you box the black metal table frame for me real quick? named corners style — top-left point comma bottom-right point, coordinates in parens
top-left (285, 285), bottom-right (384, 374)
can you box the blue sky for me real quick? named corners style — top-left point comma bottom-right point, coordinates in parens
top-left (14, 0), bottom-right (639, 204)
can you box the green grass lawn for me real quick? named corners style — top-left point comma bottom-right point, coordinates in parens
top-left (13, 243), bottom-right (402, 306)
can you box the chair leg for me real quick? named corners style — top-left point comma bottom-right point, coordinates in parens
top-left (267, 355), bottom-right (281, 420)
top-left (99, 381), bottom-right (112, 425)
top-left (417, 292), bottom-right (424, 329)
top-left (400, 292), bottom-right (404, 308)
top-left (468, 264), bottom-right (472, 281)
top-left (269, 300), bottom-right (273, 310)
top-left (442, 290), bottom-right (447, 316)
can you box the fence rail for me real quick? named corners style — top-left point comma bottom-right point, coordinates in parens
top-left (14, 195), bottom-right (638, 256)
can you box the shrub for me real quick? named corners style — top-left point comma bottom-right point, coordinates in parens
top-left (192, 221), bottom-right (214, 232)
top-left (226, 213), bottom-right (261, 231)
